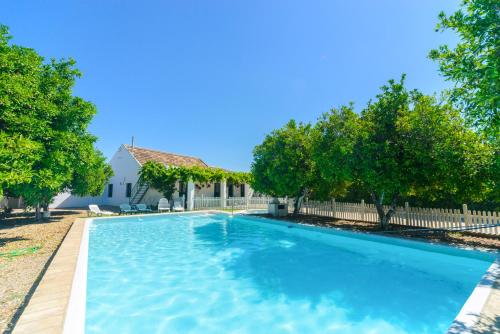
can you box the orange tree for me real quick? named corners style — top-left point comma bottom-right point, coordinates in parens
top-left (311, 76), bottom-right (495, 229)
top-left (0, 25), bottom-right (112, 218)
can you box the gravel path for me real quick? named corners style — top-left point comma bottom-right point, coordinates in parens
top-left (0, 210), bottom-right (86, 333)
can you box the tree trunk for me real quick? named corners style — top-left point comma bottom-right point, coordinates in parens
top-left (293, 194), bottom-right (304, 214)
top-left (293, 188), bottom-right (309, 214)
top-left (35, 203), bottom-right (42, 221)
top-left (370, 192), bottom-right (399, 230)
top-left (42, 204), bottom-right (50, 218)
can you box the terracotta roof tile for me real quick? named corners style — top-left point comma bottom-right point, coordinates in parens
top-left (124, 145), bottom-right (208, 167)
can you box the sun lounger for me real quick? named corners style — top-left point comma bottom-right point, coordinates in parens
top-left (134, 203), bottom-right (153, 213)
top-left (120, 203), bottom-right (137, 214)
top-left (88, 204), bottom-right (114, 216)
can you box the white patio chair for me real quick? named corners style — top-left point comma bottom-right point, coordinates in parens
top-left (158, 198), bottom-right (171, 213)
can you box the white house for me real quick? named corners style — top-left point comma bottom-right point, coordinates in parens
top-left (50, 144), bottom-right (253, 209)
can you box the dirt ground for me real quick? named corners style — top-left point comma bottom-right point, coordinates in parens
top-left (257, 213), bottom-right (500, 250)
top-left (0, 209), bottom-right (87, 333)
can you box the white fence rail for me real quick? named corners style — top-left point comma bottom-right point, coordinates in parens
top-left (193, 196), bottom-right (281, 210)
top-left (192, 196), bottom-right (499, 235)
top-left (299, 200), bottom-right (500, 235)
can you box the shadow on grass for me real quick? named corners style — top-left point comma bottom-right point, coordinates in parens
top-left (0, 236), bottom-right (29, 248)
top-left (0, 209), bottom-right (85, 229)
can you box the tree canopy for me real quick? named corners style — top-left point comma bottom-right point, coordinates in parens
top-left (429, 0), bottom-right (499, 137)
top-left (0, 25), bottom-right (112, 215)
top-left (251, 76), bottom-right (496, 228)
top-left (351, 77), bottom-right (494, 228)
top-left (311, 104), bottom-right (360, 200)
top-left (251, 120), bottom-right (314, 213)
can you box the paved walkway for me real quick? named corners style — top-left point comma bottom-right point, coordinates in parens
top-left (473, 278), bottom-right (500, 334)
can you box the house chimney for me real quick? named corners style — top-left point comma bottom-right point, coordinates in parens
top-left (131, 136), bottom-right (135, 149)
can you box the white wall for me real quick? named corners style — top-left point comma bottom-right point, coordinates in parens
top-left (142, 187), bottom-right (163, 206)
top-left (194, 182), bottom-right (251, 198)
top-left (141, 181), bottom-right (188, 206)
top-left (104, 145), bottom-right (142, 206)
top-left (50, 145), bottom-right (142, 209)
top-left (196, 183), bottom-right (217, 197)
top-left (49, 192), bottom-right (105, 209)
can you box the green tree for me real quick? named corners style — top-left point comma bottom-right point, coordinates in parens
top-left (429, 0), bottom-right (500, 136)
top-left (251, 120), bottom-right (314, 213)
top-left (0, 25), bottom-right (112, 218)
top-left (309, 76), bottom-right (495, 228)
top-left (311, 104), bottom-right (360, 199)
top-left (397, 95), bottom-right (494, 208)
top-left (353, 76), bottom-right (494, 228)
top-left (139, 161), bottom-right (179, 201)
top-left (0, 134), bottom-right (41, 197)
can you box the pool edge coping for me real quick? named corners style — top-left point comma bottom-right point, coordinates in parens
top-left (11, 218), bottom-right (87, 334)
top-left (58, 211), bottom-right (498, 333)
top-left (62, 218), bottom-right (90, 334)
top-left (446, 258), bottom-right (500, 334)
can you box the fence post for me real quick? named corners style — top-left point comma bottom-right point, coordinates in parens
top-left (186, 181), bottom-right (195, 211)
top-left (331, 199), bottom-right (336, 219)
top-left (360, 199), bottom-right (365, 221)
top-left (220, 180), bottom-right (227, 209)
top-left (462, 204), bottom-right (469, 227)
top-left (405, 202), bottom-right (409, 226)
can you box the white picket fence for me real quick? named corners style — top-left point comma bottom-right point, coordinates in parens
top-left (193, 196), bottom-right (281, 210)
top-left (299, 199), bottom-right (500, 235)
top-left (192, 196), bottom-right (499, 235)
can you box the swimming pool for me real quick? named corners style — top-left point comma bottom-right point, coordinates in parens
top-left (81, 213), bottom-right (496, 333)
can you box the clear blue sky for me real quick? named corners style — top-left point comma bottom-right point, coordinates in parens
top-left (2, 0), bottom-right (459, 171)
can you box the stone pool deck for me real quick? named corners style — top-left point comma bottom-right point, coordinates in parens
top-left (473, 281), bottom-right (500, 333)
top-left (10, 214), bottom-right (500, 333)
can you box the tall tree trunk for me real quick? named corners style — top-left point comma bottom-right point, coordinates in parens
top-left (42, 203), bottom-right (50, 218)
top-left (370, 192), bottom-right (399, 230)
top-left (293, 188), bottom-right (308, 214)
top-left (293, 194), bottom-right (304, 214)
top-left (1, 191), bottom-right (12, 218)
top-left (35, 203), bottom-right (42, 221)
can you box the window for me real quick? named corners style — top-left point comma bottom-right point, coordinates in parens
top-left (126, 183), bottom-right (132, 198)
top-left (228, 183), bottom-right (234, 197)
top-left (240, 184), bottom-right (245, 197)
top-left (178, 181), bottom-right (185, 198)
top-left (214, 182), bottom-right (221, 197)
top-left (107, 184), bottom-right (113, 198)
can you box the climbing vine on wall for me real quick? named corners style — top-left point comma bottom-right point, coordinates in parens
top-left (139, 161), bottom-right (252, 199)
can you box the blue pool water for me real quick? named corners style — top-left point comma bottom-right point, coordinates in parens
top-left (85, 213), bottom-right (496, 334)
